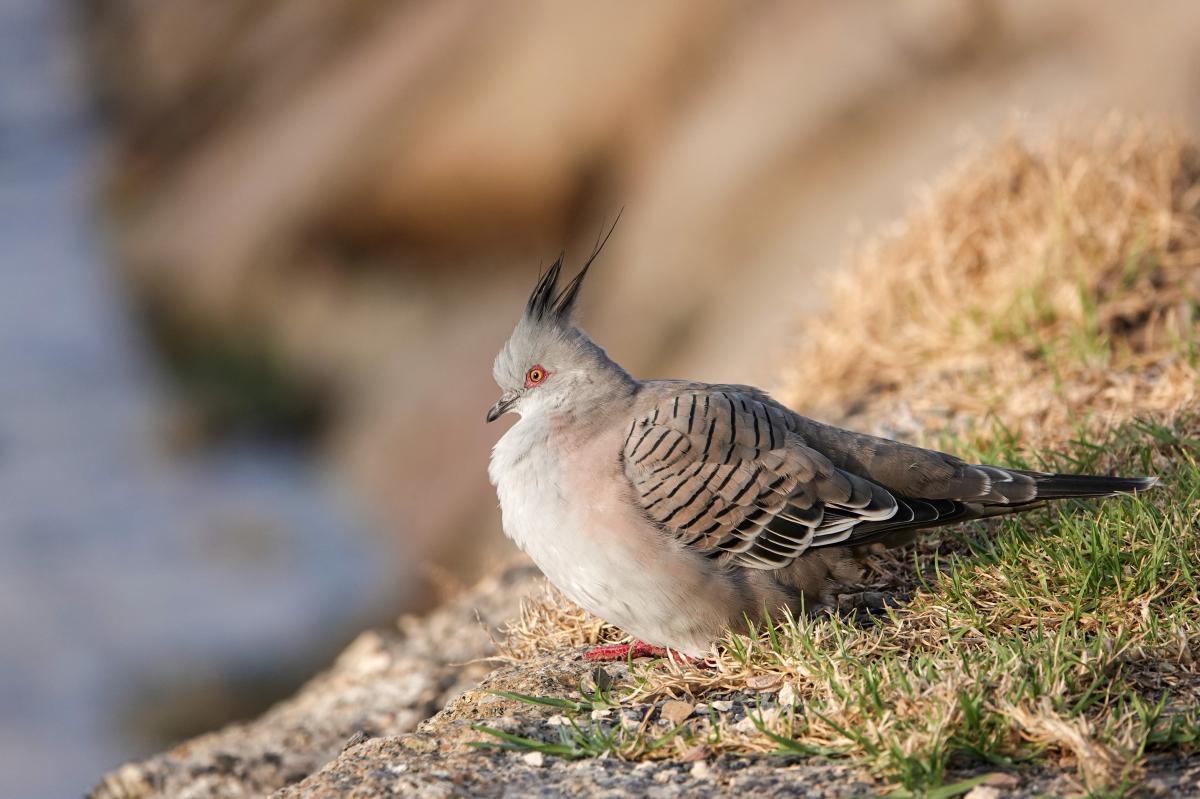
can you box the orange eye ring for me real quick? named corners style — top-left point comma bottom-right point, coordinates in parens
top-left (525, 365), bottom-right (548, 387)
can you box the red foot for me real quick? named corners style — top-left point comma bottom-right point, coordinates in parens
top-left (583, 641), bottom-right (699, 665)
top-left (583, 640), bottom-right (667, 661)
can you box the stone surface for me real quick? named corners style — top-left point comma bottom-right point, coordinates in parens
top-left (90, 561), bottom-right (542, 799)
top-left (94, 591), bottom-right (1200, 799)
top-left (274, 653), bottom-right (883, 799)
top-left (282, 651), bottom-right (1200, 798)
top-left (280, 739), bottom-right (878, 799)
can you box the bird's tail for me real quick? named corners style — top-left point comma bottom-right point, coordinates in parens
top-left (843, 469), bottom-right (1158, 547)
top-left (1015, 470), bottom-right (1159, 500)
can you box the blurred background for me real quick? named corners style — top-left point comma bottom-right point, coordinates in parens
top-left (4, 1), bottom-right (1200, 796)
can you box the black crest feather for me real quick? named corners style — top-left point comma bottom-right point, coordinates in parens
top-left (524, 210), bottom-right (622, 324)
top-left (525, 253), bottom-right (567, 322)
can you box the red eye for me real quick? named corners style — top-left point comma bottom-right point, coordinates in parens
top-left (525, 365), bottom-right (548, 387)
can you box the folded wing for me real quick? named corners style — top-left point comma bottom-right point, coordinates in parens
top-left (623, 386), bottom-right (1156, 571)
top-left (622, 388), bottom-right (898, 569)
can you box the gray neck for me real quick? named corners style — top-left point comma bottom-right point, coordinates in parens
top-left (559, 332), bottom-right (640, 425)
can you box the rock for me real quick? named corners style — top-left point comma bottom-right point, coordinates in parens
top-left (277, 731), bottom-right (882, 798)
top-left (777, 682), bottom-right (797, 707)
top-left (1145, 776), bottom-right (1171, 795)
top-left (89, 561), bottom-right (542, 799)
top-left (659, 700), bottom-right (695, 726)
top-left (580, 665), bottom-right (613, 695)
top-left (982, 772), bottom-right (1020, 789)
top-left (964, 786), bottom-right (1001, 799)
top-left (745, 674), bottom-right (784, 692)
top-left (521, 751), bottom-right (544, 768)
top-left (341, 731), bottom-right (371, 752)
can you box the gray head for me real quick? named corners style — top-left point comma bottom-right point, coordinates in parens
top-left (487, 242), bottom-right (634, 423)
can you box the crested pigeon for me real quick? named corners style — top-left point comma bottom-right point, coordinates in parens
top-left (486, 247), bottom-right (1157, 660)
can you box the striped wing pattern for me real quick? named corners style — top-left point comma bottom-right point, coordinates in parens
top-left (622, 389), bottom-right (898, 569)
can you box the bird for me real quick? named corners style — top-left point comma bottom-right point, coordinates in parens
top-left (485, 241), bottom-right (1157, 661)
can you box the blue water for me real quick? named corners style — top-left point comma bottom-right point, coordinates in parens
top-left (0, 4), bottom-right (399, 797)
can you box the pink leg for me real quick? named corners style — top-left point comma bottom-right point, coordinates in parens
top-left (583, 640), bottom-right (697, 664)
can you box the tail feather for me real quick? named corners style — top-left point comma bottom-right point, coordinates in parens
top-left (828, 470), bottom-right (1157, 548)
top-left (1017, 471), bottom-right (1159, 500)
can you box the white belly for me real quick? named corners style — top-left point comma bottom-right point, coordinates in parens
top-left (488, 415), bottom-right (733, 655)
top-left (489, 417), bottom-right (632, 612)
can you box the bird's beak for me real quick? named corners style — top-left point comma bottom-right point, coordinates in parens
top-left (486, 390), bottom-right (520, 423)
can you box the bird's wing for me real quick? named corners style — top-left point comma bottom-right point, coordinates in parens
top-left (623, 386), bottom-right (1156, 571)
top-left (621, 387), bottom-right (901, 569)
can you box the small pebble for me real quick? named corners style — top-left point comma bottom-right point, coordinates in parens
top-left (711, 700), bottom-right (734, 712)
top-left (734, 716), bottom-right (758, 734)
top-left (491, 715), bottom-right (520, 732)
top-left (981, 773), bottom-right (1019, 789)
top-left (746, 674), bottom-right (783, 691)
top-left (545, 714), bottom-right (567, 727)
top-left (580, 667), bottom-right (613, 695)
top-left (589, 666), bottom-right (613, 692)
top-left (692, 703), bottom-right (709, 715)
top-left (777, 683), bottom-right (797, 707)
top-left (963, 787), bottom-right (1000, 799)
top-left (342, 730), bottom-right (370, 751)
top-left (590, 708), bottom-right (612, 720)
top-left (690, 761), bottom-right (713, 780)
top-left (1144, 777), bottom-right (1170, 795)
top-left (521, 751), bottom-right (545, 768)
top-left (735, 708), bottom-right (779, 734)
top-left (659, 700), bottom-right (695, 726)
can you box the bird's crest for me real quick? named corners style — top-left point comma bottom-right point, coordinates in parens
top-left (524, 212), bottom-right (622, 325)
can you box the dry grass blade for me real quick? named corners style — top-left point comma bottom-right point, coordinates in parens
top-left (497, 582), bottom-right (625, 662)
top-left (1004, 699), bottom-right (1132, 792)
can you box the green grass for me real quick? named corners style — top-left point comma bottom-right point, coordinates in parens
top-left (475, 416), bottom-right (1200, 797)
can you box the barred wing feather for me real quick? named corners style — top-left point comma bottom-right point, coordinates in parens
top-left (622, 388), bottom-right (898, 569)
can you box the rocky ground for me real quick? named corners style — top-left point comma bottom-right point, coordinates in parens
top-left (92, 560), bottom-right (1200, 798)
top-left (91, 562), bottom-right (542, 798)
top-left (268, 654), bottom-right (1200, 799)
